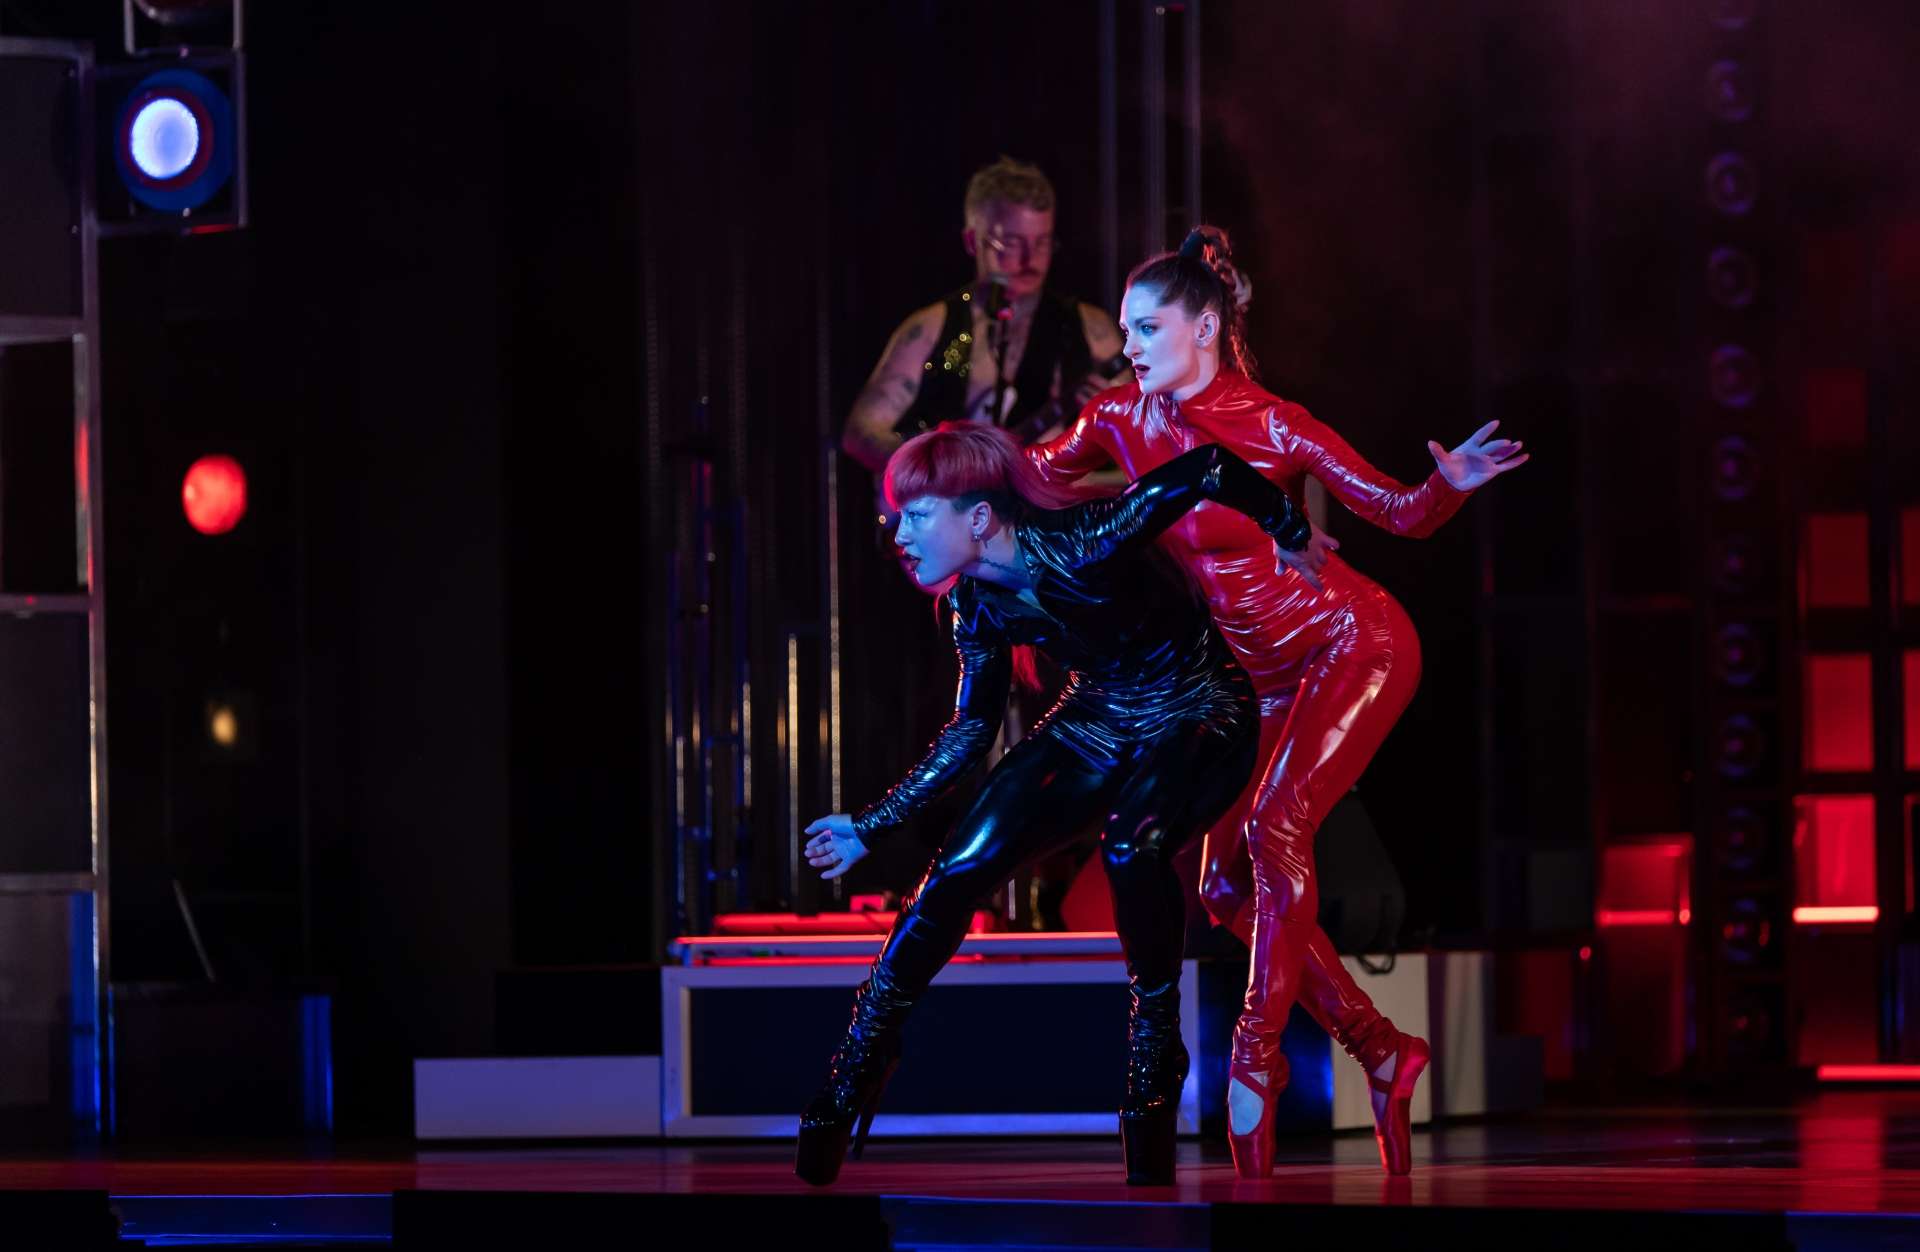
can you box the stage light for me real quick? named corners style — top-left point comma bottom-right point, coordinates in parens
top-left (1710, 534), bottom-right (1758, 595)
top-left (1709, 0), bottom-right (1756, 32)
top-left (128, 96), bottom-right (200, 180)
top-left (1705, 61), bottom-right (1754, 123)
top-left (1793, 906), bottom-right (1878, 924)
top-left (1711, 623), bottom-right (1762, 688)
top-left (208, 702), bottom-right (238, 748)
top-left (1597, 909), bottom-right (1682, 927)
top-left (1720, 895), bottom-right (1779, 964)
top-left (1715, 806), bottom-right (1773, 878)
top-left (1818, 1064), bottom-right (1920, 1082)
top-left (1705, 153), bottom-right (1757, 215)
top-left (1707, 248), bottom-right (1758, 309)
top-left (131, 0), bottom-right (230, 23)
top-left (1709, 345), bottom-right (1759, 408)
top-left (113, 67), bottom-right (235, 213)
top-left (182, 454), bottom-right (247, 535)
top-left (1709, 436), bottom-right (1758, 502)
top-left (1724, 987), bottom-right (1780, 1055)
top-left (1714, 713), bottom-right (1766, 778)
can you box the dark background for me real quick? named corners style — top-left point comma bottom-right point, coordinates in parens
top-left (2, 0), bottom-right (1916, 1132)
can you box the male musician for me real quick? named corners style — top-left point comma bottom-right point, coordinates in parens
top-left (842, 156), bottom-right (1127, 531)
top-left (840, 156), bottom-right (1125, 929)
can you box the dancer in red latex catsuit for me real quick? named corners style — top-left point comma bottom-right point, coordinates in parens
top-left (1030, 227), bottom-right (1528, 1176)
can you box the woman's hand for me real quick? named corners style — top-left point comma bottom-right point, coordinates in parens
top-left (1429, 420), bottom-right (1529, 491)
top-left (1273, 523), bottom-right (1339, 592)
top-left (804, 815), bottom-right (870, 881)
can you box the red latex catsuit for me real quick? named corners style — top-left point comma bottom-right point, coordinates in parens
top-left (1030, 370), bottom-right (1470, 1175)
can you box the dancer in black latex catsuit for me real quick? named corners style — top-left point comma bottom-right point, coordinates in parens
top-left (794, 423), bottom-right (1330, 1187)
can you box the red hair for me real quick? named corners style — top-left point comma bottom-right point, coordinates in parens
top-left (885, 422), bottom-right (1090, 516)
top-left (884, 422), bottom-right (1096, 690)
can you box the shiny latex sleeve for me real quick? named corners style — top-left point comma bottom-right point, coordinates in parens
top-left (1060, 443), bottom-right (1312, 566)
top-left (853, 625), bottom-right (1010, 838)
top-left (1028, 377), bottom-right (1469, 542)
top-left (1026, 398), bottom-right (1113, 483)
top-left (1270, 401), bottom-right (1466, 539)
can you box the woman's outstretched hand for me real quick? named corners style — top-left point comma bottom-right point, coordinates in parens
top-left (804, 814), bottom-right (870, 881)
top-left (1429, 420), bottom-right (1529, 491)
top-left (1274, 523), bottom-right (1339, 592)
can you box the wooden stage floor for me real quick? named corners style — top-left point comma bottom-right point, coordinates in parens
top-left (6, 1091), bottom-right (1920, 1248)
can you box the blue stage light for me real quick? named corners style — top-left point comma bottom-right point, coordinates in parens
top-left (128, 96), bottom-right (201, 181)
top-left (113, 67), bottom-right (235, 212)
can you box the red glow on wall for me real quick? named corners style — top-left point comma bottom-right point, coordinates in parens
top-left (1597, 909), bottom-right (1681, 927)
top-left (1802, 230), bottom-right (1872, 360)
top-left (1906, 651), bottom-right (1920, 771)
top-left (1804, 654), bottom-right (1874, 772)
top-left (1802, 513), bottom-right (1871, 610)
top-left (1496, 950), bottom-right (1577, 1082)
top-left (1802, 368), bottom-right (1868, 449)
top-left (1793, 794), bottom-right (1876, 914)
top-left (181, 454), bottom-right (247, 535)
top-left (1598, 837), bottom-right (1691, 923)
top-left (1595, 837), bottom-right (1691, 1077)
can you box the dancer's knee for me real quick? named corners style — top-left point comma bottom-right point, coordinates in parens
top-left (1100, 818), bottom-right (1170, 873)
top-left (1200, 865), bottom-right (1248, 928)
top-left (906, 858), bottom-right (997, 928)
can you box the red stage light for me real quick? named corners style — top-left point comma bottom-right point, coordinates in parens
top-left (1794, 795), bottom-right (1876, 914)
top-left (1803, 656), bottom-right (1874, 772)
top-left (1817, 1064), bottom-right (1920, 1082)
top-left (1792, 905), bottom-right (1878, 924)
top-left (1597, 909), bottom-right (1682, 927)
top-left (182, 454), bottom-right (247, 534)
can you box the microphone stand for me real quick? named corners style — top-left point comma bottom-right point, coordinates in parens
top-left (986, 279), bottom-right (1013, 430)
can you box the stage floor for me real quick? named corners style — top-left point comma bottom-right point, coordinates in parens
top-left (7, 1091), bottom-right (1920, 1247)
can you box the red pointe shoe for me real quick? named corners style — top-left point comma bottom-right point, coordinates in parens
top-left (1225, 1054), bottom-right (1289, 1179)
top-left (1367, 1034), bottom-right (1429, 1176)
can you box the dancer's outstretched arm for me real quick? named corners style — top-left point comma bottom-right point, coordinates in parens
top-left (1271, 404), bottom-right (1522, 538)
top-left (1027, 393), bottom-right (1123, 485)
top-left (804, 600), bottom-right (1011, 879)
top-left (1051, 443), bottom-right (1320, 583)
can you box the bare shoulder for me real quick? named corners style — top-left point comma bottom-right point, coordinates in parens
top-left (867, 301), bottom-right (945, 380)
top-left (896, 300), bottom-right (946, 346)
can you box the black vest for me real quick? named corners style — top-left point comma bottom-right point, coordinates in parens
top-left (894, 285), bottom-right (1095, 444)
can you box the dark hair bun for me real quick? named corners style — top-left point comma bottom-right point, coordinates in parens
top-left (1180, 225), bottom-right (1251, 313)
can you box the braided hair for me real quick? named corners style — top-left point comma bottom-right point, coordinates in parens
top-left (1124, 226), bottom-right (1258, 380)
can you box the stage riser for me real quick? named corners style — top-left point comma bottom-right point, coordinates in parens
top-left (413, 1056), bottom-right (662, 1139)
top-left (661, 960), bottom-right (1205, 1137)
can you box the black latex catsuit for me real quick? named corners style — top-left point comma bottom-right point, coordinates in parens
top-left (863, 286), bottom-right (1101, 926)
top-left (799, 442), bottom-right (1311, 1182)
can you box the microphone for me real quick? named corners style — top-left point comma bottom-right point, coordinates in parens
top-left (984, 274), bottom-right (1013, 323)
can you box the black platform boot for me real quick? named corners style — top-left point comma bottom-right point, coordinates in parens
top-left (1119, 977), bottom-right (1188, 1185)
top-left (794, 966), bottom-right (914, 1186)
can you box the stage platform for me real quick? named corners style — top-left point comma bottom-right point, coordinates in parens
top-left (5, 1091), bottom-right (1920, 1248)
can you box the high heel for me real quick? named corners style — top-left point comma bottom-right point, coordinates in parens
top-left (1225, 1052), bottom-right (1289, 1179)
top-left (1366, 1033), bottom-right (1429, 1176)
top-left (795, 971), bottom-right (913, 1187)
top-left (848, 1055), bottom-right (899, 1162)
top-left (1120, 1106), bottom-right (1179, 1185)
top-left (795, 1041), bottom-right (899, 1185)
top-left (1119, 979), bottom-right (1188, 1185)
